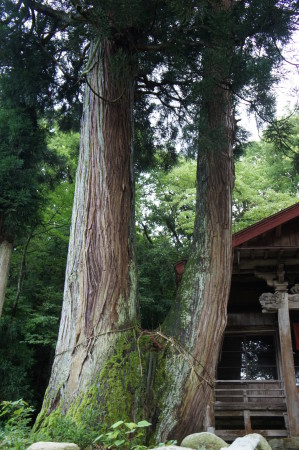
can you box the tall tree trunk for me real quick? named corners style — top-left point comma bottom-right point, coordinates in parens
top-left (156, 97), bottom-right (234, 442)
top-left (12, 229), bottom-right (34, 317)
top-left (155, 1), bottom-right (235, 440)
top-left (37, 2), bottom-right (236, 440)
top-left (36, 40), bottom-right (138, 423)
top-left (0, 239), bottom-right (13, 318)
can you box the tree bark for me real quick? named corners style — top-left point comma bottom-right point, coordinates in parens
top-left (12, 229), bottom-right (34, 317)
top-left (37, 39), bottom-right (137, 418)
top-left (0, 239), bottom-right (13, 319)
top-left (156, 100), bottom-right (234, 441)
top-left (155, 1), bottom-right (235, 440)
top-left (38, 2), bottom-right (235, 439)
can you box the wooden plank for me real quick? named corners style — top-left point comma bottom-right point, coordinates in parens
top-left (288, 299), bottom-right (299, 310)
top-left (204, 403), bottom-right (215, 433)
top-left (278, 290), bottom-right (299, 436)
top-left (216, 380), bottom-right (283, 383)
top-left (244, 410), bottom-right (251, 434)
top-left (252, 430), bottom-right (288, 437)
top-left (216, 430), bottom-right (245, 440)
top-left (216, 394), bottom-right (285, 398)
top-left (216, 430), bottom-right (288, 440)
top-left (215, 386), bottom-right (284, 392)
top-left (215, 411), bottom-right (286, 417)
top-left (215, 411), bottom-right (244, 417)
top-left (215, 403), bottom-right (286, 411)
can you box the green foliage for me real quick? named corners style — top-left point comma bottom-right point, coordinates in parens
top-left (93, 419), bottom-right (151, 450)
top-left (0, 106), bottom-right (46, 239)
top-left (263, 114), bottom-right (299, 170)
top-left (136, 158), bottom-right (197, 328)
top-left (0, 399), bottom-right (34, 449)
top-left (0, 129), bottom-right (78, 410)
top-left (233, 135), bottom-right (299, 231)
top-left (137, 235), bottom-right (179, 329)
top-left (137, 159), bottom-right (196, 249)
top-left (0, 318), bottom-right (35, 403)
top-left (34, 414), bottom-right (98, 449)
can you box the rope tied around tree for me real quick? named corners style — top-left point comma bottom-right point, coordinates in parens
top-left (54, 326), bottom-right (215, 389)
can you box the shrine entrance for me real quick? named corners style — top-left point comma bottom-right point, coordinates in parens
top-left (211, 203), bottom-right (299, 441)
top-left (214, 331), bottom-right (287, 440)
top-left (217, 333), bottom-right (279, 381)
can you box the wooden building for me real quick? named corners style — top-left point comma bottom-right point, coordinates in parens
top-left (175, 203), bottom-right (299, 440)
top-left (214, 203), bottom-right (299, 441)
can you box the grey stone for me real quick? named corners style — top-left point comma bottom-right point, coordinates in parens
top-left (151, 447), bottom-right (192, 450)
top-left (26, 442), bottom-right (80, 450)
top-left (220, 433), bottom-right (271, 450)
top-left (181, 432), bottom-right (229, 450)
top-left (269, 437), bottom-right (299, 449)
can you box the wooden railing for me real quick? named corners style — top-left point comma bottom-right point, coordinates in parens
top-left (214, 380), bottom-right (288, 440)
top-left (215, 380), bottom-right (286, 405)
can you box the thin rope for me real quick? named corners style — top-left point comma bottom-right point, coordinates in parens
top-left (55, 325), bottom-right (136, 357)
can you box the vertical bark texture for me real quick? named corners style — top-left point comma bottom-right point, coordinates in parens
top-left (0, 239), bottom-right (13, 318)
top-left (40, 40), bottom-right (137, 415)
top-left (156, 1), bottom-right (234, 441)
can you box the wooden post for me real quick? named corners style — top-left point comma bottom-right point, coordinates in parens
top-left (276, 284), bottom-right (299, 436)
top-left (205, 402), bottom-right (215, 434)
top-left (244, 410), bottom-right (251, 434)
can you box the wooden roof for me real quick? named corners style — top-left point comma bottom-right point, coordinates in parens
top-left (232, 202), bottom-right (299, 248)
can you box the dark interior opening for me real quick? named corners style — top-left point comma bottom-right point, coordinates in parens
top-left (218, 334), bottom-right (278, 380)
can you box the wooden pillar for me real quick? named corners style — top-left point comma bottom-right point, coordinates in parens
top-left (276, 284), bottom-right (299, 436)
top-left (244, 410), bottom-right (251, 434)
top-left (205, 402), bottom-right (215, 434)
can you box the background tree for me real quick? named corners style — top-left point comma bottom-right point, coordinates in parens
top-left (0, 1), bottom-right (57, 317)
top-left (233, 136), bottom-right (299, 231)
top-left (0, 127), bottom-right (79, 408)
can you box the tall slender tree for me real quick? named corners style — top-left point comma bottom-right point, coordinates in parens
top-left (0, 2), bottom-right (57, 317)
top-left (2, 0), bottom-right (297, 441)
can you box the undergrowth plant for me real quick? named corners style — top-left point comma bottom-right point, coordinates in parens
top-left (0, 399), bottom-right (34, 449)
top-left (0, 402), bottom-right (176, 450)
top-left (93, 420), bottom-right (151, 450)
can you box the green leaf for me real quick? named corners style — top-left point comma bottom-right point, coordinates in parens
top-left (115, 439), bottom-right (126, 446)
top-left (106, 430), bottom-right (119, 440)
top-left (125, 422), bottom-right (137, 430)
top-left (136, 420), bottom-right (151, 428)
top-left (93, 434), bottom-right (104, 443)
top-left (111, 420), bottom-right (124, 429)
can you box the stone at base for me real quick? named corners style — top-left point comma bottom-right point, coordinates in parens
top-left (220, 433), bottom-right (271, 450)
top-left (181, 432), bottom-right (229, 450)
top-left (151, 446), bottom-right (192, 450)
top-left (26, 442), bottom-right (80, 450)
top-left (268, 437), bottom-right (299, 449)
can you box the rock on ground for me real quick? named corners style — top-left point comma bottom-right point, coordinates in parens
top-left (269, 437), bottom-right (299, 449)
top-left (151, 447), bottom-right (192, 450)
top-left (181, 432), bottom-right (229, 449)
top-left (26, 442), bottom-right (80, 450)
top-left (220, 433), bottom-right (271, 450)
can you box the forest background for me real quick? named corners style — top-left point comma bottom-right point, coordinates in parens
top-left (1, 117), bottom-right (299, 421)
top-left (0, 0), bottom-right (299, 448)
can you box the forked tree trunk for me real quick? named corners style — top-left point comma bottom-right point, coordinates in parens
top-left (38, 3), bottom-right (235, 440)
top-left (36, 40), bottom-right (138, 421)
top-left (0, 239), bottom-right (13, 318)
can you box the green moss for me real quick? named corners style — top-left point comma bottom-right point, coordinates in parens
top-left (35, 330), bottom-right (155, 431)
top-left (33, 328), bottom-right (178, 448)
